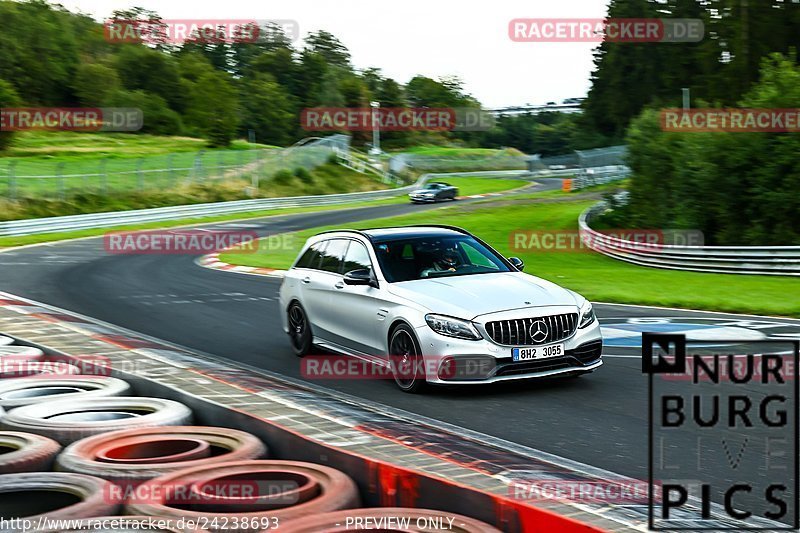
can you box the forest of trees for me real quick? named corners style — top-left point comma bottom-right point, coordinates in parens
top-left (0, 1), bottom-right (487, 148)
top-left (585, 0), bottom-right (800, 140)
top-left (0, 0), bottom-right (614, 155)
top-left (582, 0), bottom-right (800, 245)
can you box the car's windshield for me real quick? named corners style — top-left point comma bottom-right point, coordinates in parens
top-left (372, 235), bottom-right (511, 282)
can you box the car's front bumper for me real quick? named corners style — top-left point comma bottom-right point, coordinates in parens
top-left (409, 195), bottom-right (437, 203)
top-left (413, 319), bottom-right (602, 385)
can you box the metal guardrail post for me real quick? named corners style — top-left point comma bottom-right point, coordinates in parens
top-left (194, 151), bottom-right (205, 183)
top-left (136, 159), bottom-right (144, 191)
top-left (164, 154), bottom-right (173, 188)
top-left (100, 159), bottom-right (108, 195)
top-left (56, 162), bottom-right (65, 200)
top-left (8, 161), bottom-right (17, 201)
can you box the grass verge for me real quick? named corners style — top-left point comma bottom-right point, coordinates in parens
top-left (221, 196), bottom-right (800, 317)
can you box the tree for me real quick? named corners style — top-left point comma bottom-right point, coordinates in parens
top-left (72, 63), bottom-right (120, 106)
top-left (0, 0), bottom-right (81, 104)
top-left (238, 75), bottom-right (295, 146)
top-left (304, 30), bottom-right (351, 68)
top-left (622, 53), bottom-right (800, 245)
top-left (106, 89), bottom-right (182, 135)
top-left (0, 80), bottom-right (21, 151)
top-left (114, 46), bottom-right (184, 112)
top-left (183, 70), bottom-right (238, 146)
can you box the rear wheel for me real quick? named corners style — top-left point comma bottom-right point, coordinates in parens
top-left (389, 324), bottom-right (426, 393)
top-left (288, 303), bottom-right (312, 357)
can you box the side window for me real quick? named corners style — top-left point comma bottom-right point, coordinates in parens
top-left (295, 241), bottom-right (325, 269)
top-left (342, 241), bottom-right (372, 274)
top-left (461, 242), bottom-right (498, 269)
top-left (318, 239), bottom-right (348, 273)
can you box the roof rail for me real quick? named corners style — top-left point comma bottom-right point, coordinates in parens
top-left (403, 224), bottom-right (472, 235)
top-left (312, 229), bottom-right (373, 240)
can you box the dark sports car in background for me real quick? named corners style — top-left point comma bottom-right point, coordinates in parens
top-left (408, 182), bottom-right (458, 203)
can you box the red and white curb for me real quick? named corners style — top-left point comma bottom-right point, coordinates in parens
top-left (457, 192), bottom-right (505, 200)
top-left (195, 252), bottom-right (286, 279)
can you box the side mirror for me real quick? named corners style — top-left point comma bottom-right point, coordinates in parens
top-left (508, 257), bottom-right (525, 271)
top-left (344, 269), bottom-right (378, 288)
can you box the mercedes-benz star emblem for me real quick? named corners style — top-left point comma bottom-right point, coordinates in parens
top-left (529, 319), bottom-right (549, 343)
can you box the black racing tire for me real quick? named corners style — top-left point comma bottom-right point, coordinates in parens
top-left (57, 426), bottom-right (267, 485)
top-left (0, 345), bottom-right (45, 362)
top-left (0, 397), bottom-right (193, 445)
top-left (0, 376), bottom-right (131, 409)
top-left (388, 323), bottom-right (427, 394)
top-left (125, 460), bottom-right (360, 531)
top-left (0, 472), bottom-right (120, 525)
top-left (0, 431), bottom-right (61, 473)
top-left (287, 302), bottom-right (313, 357)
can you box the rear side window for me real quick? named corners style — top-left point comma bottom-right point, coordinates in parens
top-left (318, 239), bottom-right (349, 273)
top-left (342, 241), bottom-right (372, 273)
top-left (295, 241), bottom-right (326, 269)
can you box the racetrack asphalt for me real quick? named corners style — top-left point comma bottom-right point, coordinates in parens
top-left (2, 178), bottom-right (799, 518)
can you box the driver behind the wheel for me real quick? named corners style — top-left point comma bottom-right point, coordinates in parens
top-left (420, 247), bottom-right (461, 277)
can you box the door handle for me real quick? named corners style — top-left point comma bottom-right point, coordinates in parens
top-left (302, 277), bottom-right (311, 284)
top-left (334, 281), bottom-right (345, 289)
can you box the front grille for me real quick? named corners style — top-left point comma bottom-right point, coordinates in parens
top-left (485, 313), bottom-right (578, 346)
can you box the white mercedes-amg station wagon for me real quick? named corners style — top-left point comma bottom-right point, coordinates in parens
top-left (279, 225), bottom-right (602, 392)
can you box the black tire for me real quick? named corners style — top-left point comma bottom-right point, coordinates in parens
top-left (57, 426), bottom-right (267, 484)
top-left (0, 431), bottom-right (61, 473)
top-left (388, 324), bottom-right (427, 393)
top-left (287, 302), bottom-right (313, 357)
top-left (0, 397), bottom-right (193, 445)
top-left (0, 376), bottom-right (131, 409)
top-left (0, 472), bottom-right (120, 524)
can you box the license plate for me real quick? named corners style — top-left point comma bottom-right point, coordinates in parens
top-left (512, 343), bottom-right (564, 361)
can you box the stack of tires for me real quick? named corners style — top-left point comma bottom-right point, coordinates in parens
top-left (0, 336), bottom-right (500, 532)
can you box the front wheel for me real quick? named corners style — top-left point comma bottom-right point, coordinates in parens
top-left (389, 324), bottom-right (427, 393)
top-left (287, 303), bottom-right (312, 357)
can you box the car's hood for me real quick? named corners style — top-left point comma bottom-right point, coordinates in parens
top-left (386, 272), bottom-right (580, 319)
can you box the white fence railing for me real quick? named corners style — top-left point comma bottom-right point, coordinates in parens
top-left (579, 204), bottom-right (800, 276)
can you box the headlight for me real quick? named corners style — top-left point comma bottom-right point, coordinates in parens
top-left (578, 301), bottom-right (596, 328)
top-left (425, 314), bottom-right (481, 340)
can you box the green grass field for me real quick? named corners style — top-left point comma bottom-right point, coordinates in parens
top-left (0, 132), bottom-right (282, 198)
top-left (423, 176), bottom-right (528, 197)
top-left (221, 196), bottom-right (800, 317)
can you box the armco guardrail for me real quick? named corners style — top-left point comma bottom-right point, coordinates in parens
top-left (579, 203), bottom-right (800, 276)
top-left (0, 170), bottom-right (530, 237)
